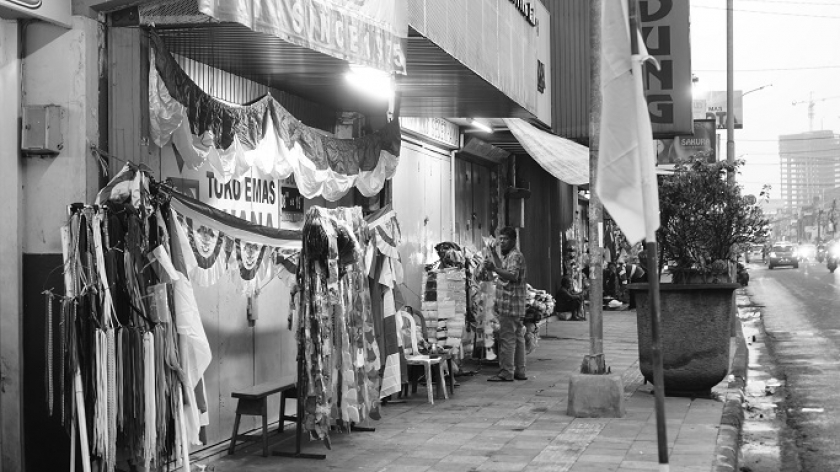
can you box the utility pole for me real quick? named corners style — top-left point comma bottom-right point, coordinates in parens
top-left (586, 0), bottom-right (606, 375)
top-left (726, 0), bottom-right (735, 186)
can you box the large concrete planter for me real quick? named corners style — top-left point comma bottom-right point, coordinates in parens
top-left (628, 283), bottom-right (739, 396)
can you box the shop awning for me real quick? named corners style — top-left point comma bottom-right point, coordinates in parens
top-left (95, 0), bottom-right (541, 121)
top-left (502, 118), bottom-right (590, 186)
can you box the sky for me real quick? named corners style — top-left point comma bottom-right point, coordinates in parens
top-left (689, 0), bottom-right (840, 200)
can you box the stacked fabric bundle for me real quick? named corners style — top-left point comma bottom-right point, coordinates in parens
top-left (525, 284), bottom-right (557, 322)
top-left (421, 268), bottom-right (468, 352)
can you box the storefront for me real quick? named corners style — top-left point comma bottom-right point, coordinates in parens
top-left (392, 117), bottom-right (459, 310)
top-left (11, 0), bottom-right (562, 470)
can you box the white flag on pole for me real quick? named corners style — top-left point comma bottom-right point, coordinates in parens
top-left (596, 0), bottom-right (660, 245)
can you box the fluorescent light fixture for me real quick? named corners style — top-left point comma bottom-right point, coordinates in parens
top-left (345, 64), bottom-right (393, 101)
top-left (468, 118), bottom-right (493, 133)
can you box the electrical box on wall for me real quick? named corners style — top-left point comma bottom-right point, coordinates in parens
top-left (22, 105), bottom-right (64, 157)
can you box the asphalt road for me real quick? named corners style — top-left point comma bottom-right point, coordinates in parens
top-left (748, 258), bottom-right (840, 472)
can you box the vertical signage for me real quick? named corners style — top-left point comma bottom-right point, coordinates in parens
top-left (641, 0), bottom-right (692, 137)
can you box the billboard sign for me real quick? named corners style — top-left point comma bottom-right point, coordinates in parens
top-left (656, 119), bottom-right (717, 166)
top-left (640, 0), bottom-right (693, 137)
top-left (693, 90), bottom-right (744, 129)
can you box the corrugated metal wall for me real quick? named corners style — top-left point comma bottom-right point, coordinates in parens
top-left (544, 0), bottom-right (590, 141)
top-left (407, 0), bottom-right (539, 116)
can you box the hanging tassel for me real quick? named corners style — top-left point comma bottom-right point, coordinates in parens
top-left (115, 327), bottom-right (123, 433)
top-left (143, 331), bottom-right (156, 471)
top-left (93, 329), bottom-right (108, 461)
top-left (45, 291), bottom-right (54, 416)
top-left (154, 325), bottom-right (167, 464)
top-left (106, 328), bottom-right (116, 472)
top-left (59, 299), bottom-right (67, 425)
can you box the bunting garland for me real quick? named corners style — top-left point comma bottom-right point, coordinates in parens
top-left (167, 188), bottom-right (301, 294)
top-left (148, 30), bottom-right (401, 202)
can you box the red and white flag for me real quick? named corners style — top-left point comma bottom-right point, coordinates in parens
top-left (596, 0), bottom-right (659, 245)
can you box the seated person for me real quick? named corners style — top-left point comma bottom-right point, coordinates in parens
top-left (555, 276), bottom-right (586, 320)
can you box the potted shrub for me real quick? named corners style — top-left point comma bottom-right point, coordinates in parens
top-left (630, 157), bottom-right (768, 396)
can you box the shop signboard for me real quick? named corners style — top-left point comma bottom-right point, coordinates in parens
top-left (170, 170), bottom-right (282, 229)
top-left (399, 117), bottom-right (459, 149)
top-left (198, 0), bottom-right (408, 75)
top-left (693, 90), bottom-right (744, 129)
top-left (163, 143), bottom-right (284, 230)
top-left (655, 119), bottom-right (716, 166)
top-left (0, 0), bottom-right (70, 27)
top-left (641, 0), bottom-right (693, 137)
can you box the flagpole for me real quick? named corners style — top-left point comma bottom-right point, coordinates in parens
top-left (629, 1), bottom-right (669, 470)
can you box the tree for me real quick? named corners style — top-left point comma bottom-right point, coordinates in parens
top-left (657, 157), bottom-right (769, 284)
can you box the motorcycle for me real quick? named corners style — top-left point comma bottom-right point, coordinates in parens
top-left (817, 244), bottom-right (826, 263)
top-left (827, 243), bottom-right (840, 273)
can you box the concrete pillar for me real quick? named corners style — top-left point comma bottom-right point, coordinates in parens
top-left (22, 17), bottom-right (102, 255)
top-left (0, 19), bottom-right (21, 472)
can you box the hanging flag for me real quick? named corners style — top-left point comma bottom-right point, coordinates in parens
top-left (596, 0), bottom-right (660, 245)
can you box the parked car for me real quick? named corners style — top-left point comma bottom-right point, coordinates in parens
top-left (768, 242), bottom-right (799, 269)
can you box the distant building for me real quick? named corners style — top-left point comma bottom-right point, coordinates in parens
top-left (779, 131), bottom-right (840, 212)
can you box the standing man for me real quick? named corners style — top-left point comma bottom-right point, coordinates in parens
top-left (485, 227), bottom-right (528, 382)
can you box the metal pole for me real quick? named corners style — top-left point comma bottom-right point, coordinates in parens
top-left (727, 0), bottom-right (735, 186)
top-left (586, 0), bottom-right (606, 375)
top-left (631, 1), bottom-right (668, 468)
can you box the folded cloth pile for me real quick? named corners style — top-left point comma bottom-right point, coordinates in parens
top-left (422, 268), bottom-right (468, 352)
top-left (525, 284), bottom-right (556, 322)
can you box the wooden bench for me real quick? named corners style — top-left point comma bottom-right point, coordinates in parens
top-left (228, 375), bottom-right (297, 457)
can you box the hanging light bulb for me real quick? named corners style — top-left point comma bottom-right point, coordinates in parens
top-left (345, 64), bottom-right (394, 102)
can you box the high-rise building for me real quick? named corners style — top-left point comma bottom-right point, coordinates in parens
top-left (779, 131), bottom-right (840, 212)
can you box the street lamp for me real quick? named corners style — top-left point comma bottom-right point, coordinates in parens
top-left (742, 84), bottom-right (773, 97)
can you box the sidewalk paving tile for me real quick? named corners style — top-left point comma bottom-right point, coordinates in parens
top-left (199, 312), bottom-right (739, 472)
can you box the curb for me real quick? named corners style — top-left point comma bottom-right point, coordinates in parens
top-left (711, 294), bottom-right (749, 472)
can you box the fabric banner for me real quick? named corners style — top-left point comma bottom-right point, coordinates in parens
top-left (198, 0), bottom-right (408, 75)
top-left (596, 1), bottom-right (659, 245)
top-left (168, 190), bottom-right (301, 294)
top-left (149, 32), bottom-right (401, 202)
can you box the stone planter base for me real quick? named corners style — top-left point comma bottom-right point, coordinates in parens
top-left (628, 283), bottom-right (738, 396)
